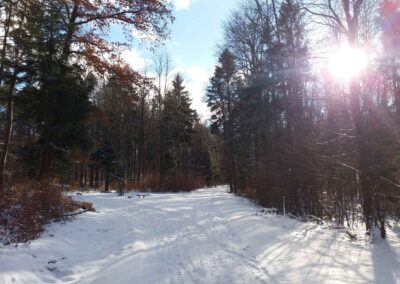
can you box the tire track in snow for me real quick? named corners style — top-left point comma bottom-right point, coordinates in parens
top-left (196, 196), bottom-right (271, 283)
top-left (122, 195), bottom-right (272, 283)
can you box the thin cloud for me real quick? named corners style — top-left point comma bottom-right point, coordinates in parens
top-left (122, 50), bottom-right (212, 120)
top-left (170, 0), bottom-right (193, 11)
top-left (173, 64), bottom-right (212, 121)
top-left (122, 49), bottom-right (151, 71)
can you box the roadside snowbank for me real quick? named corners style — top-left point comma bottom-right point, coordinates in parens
top-left (0, 186), bottom-right (399, 283)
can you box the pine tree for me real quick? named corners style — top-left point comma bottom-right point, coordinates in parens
top-left (13, 1), bottom-right (95, 180)
top-left (207, 49), bottom-right (241, 193)
top-left (161, 74), bottom-right (197, 179)
top-left (0, 0), bottom-right (33, 189)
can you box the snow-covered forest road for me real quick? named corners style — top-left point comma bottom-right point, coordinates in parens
top-left (1, 186), bottom-right (400, 284)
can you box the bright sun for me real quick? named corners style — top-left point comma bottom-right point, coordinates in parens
top-left (328, 46), bottom-right (368, 81)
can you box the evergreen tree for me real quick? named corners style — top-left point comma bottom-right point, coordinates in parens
top-left (161, 74), bottom-right (197, 178)
top-left (207, 49), bottom-right (240, 193)
top-left (14, 1), bottom-right (94, 180)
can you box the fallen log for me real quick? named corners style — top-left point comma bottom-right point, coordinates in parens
top-left (64, 208), bottom-right (90, 217)
top-left (63, 201), bottom-right (96, 217)
top-left (346, 230), bottom-right (357, 240)
top-left (308, 215), bottom-right (324, 225)
top-left (81, 202), bottom-right (95, 211)
top-left (329, 225), bottom-right (346, 230)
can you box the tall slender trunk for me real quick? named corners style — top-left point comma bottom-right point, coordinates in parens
top-left (89, 165), bottom-right (94, 188)
top-left (0, 80), bottom-right (15, 190)
top-left (62, 1), bottom-right (79, 63)
top-left (158, 88), bottom-right (163, 190)
top-left (138, 93), bottom-right (146, 185)
top-left (391, 58), bottom-right (400, 123)
top-left (104, 168), bottom-right (110, 193)
top-left (94, 164), bottom-right (99, 188)
top-left (38, 130), bottom-right (51, 181)
top-left (0, 1), bottom-right (25, 190)
top-left (342, 1), bottom-right (375, 231)
top-left (0, 2), bottom-right (13, 85)
top-left (271, 0), bottom-right (281, 44)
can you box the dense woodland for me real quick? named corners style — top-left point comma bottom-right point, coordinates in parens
top-left (1, 0), bottom-right (400, 240)
top-left (0, 0), bottom-right (218, 195)
top-left (207, 0), bottom-right (400, 238)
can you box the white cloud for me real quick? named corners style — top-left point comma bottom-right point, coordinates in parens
top-left (122, 50), bottom-right (212, 120)
top-left (131, 28), bottom-right (160, 43)
top-left (168, 0), bottom-right (193, 11)
top-left (122, 49), bottom-right (151, 71)
top-left (174, 0), bottom-right (191, 10)
top-left (172, 64), bottom-right (212, 121)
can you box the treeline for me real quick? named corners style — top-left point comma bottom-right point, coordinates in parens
top-left (0, 0), bottom-right (218, 193)
top-left (86, 71), bottom-right (219, 191)
top-left (207, 0), bottom-right (400, 238)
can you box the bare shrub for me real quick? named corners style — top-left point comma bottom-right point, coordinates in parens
top-left (0, 182), bottom-right (79, 243)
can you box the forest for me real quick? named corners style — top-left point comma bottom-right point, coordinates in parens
top-left (1, 0), bottom-right (400, 244)
top-left (207, 0), bottom-right (400, 239)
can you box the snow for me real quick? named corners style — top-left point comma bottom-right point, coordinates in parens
top-left (0, 186), bottom-right (399, 284)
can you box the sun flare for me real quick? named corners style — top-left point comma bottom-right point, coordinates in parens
top-left (328, 46), bottom-right (368, 81)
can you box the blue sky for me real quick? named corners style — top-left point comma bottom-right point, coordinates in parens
top-left (165, 0), bottom-right (241, 69)
top-left (114, 0), bottom-right (242, 119)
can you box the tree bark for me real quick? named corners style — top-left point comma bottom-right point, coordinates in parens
top-left (104, 168), bottom-right (110, 193)
top-left (0, 81), bottom-right (15, 190)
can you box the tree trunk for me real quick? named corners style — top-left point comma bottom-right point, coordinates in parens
top-left (89, 166), bottom-right (94, 188)
top-left (0, 82), bottom-right (15, 190)
top-left (94, 164), bottom-right (99, 188)
top-left (104, 168), bottom-right (110, 193)
top-left (0, 1), bottom-right (26, 190)
top-left (38, 138), bottom-right (51, 182)
top-left (62, 1), bottom-right (79, 63)
top-left (0, 2), bottom-right (12, 85)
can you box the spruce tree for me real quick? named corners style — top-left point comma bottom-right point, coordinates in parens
top-left (161, 74), bottom-right (196, 178)
top-left (206, 49), bottom-right (240, 193)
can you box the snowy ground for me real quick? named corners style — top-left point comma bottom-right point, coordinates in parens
top-left (0, 186), bottom-right (399, 284)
